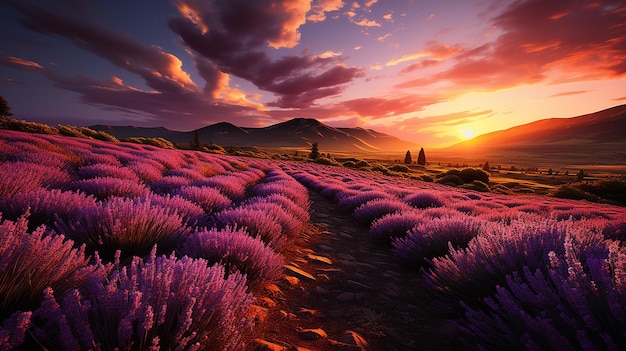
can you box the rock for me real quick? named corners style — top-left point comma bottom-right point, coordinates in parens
top-left (265, 283), bottom-right (282, 295)
top-left (284, 265), bottom-right (316, 281)
top-left (284, 275), bottom-right (300, 285)
top-left (254, 339), bottom-right (288, 351)
top-left (299, 328), bottom-right (328, 340)
top-left (307, 253), bottom-right (333, 265)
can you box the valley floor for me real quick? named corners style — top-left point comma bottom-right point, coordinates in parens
top-left (252, 190), bottom-right (462, 350)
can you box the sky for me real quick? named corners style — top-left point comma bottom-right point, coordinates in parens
top-left (1, 0), bottom-right (625, 148)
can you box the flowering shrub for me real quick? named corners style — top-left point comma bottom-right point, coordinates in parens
top-left (369, 210), bottom-right (427, 242)
top-left (337, 191), bottom-right (392, 212)
top-left (77, 164), bottom-right (139, 181)
top-left (426, 219), bottom-right (606, 305)
top-left (0, 188), bottom-right (97, 229)
top-left (212, 207), bottom-right (285, 249)
top-left (149, 175), bottom-right (191, 194)
top-left (137, 193), bottom-right (208, 228)
top-left (393, 215), bottom-right (485, 267)
top-left (55, 197), bottom-right (189, 259)
top-left (29, 252), bottom-right (254, 351)
top-left (405, 191), bottom-right (446, 209)
top-left (174, 185), bottom-right (232, 214)
top-left (0, 215), bottom-right (101, 317)
top-left (457, 238), bottom-right (626, 350)
top-left (178, 227), bottom-right (284, 287)
top-left (352, 198), bottom-right (412, 226)
top-left (71, 177), bottom-right (150, 200)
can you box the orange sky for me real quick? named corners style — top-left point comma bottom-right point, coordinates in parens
top-left (1, 0), bottom-right (625, 147)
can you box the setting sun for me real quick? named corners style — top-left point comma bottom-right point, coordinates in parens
top-left (461, 129), bottom-right (475, 140)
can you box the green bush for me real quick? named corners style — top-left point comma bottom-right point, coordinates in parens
top-left (436, 174), bottom-right (464, 186)
top-left (458, 168), bottom-right (490, 183)
top-left (388, 164), bottom-right (410, 173)
top-left (551, 185), bottom-right (599, 202)
top-left (0, 118), bottom-right (59, 135)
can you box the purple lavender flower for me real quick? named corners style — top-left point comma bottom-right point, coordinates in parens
top-left (178, 227), bottom-right (284, 287)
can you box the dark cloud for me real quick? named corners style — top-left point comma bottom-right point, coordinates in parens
top-left (169, 0), bottom-right (363, 108)
top-left (5, 1), bottom-right (270, 129)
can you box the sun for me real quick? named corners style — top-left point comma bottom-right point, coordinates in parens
top-left (461, 129), bottom-right (475, 140)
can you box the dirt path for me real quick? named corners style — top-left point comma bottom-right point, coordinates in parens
top-left (252, 190), bottom-right (462, 350)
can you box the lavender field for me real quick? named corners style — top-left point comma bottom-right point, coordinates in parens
top-left (2, 129), bottom-right (626, 350)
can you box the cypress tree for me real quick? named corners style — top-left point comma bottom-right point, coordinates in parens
top-left (193, 129), bottom-right (201, 150)
top-left (309, 142), bottom-right (319, 159)
top-left (417, 147), bottom-right (426, 166)
top-left (404, 150), bottom-right (412, 164)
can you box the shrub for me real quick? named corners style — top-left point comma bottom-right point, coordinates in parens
top-left (150, 176), bottom-right (191, 194)
top-left (393, 216), bottom-right (485, 267)
top-left (458, 168), bottom-right (490, 183)
top-left (461, 180), bottom-right (491, 192)
top-left (0, 118), bottom-right (59, 135)
top-left (77, 164), bottom-right (139, 181)
top-left (0, 189), bottom-right (97, 229)
top-left (77, 127), bottom-right (119, 142)
top-left (426, 219), bottom-right (606, 307)
top-left (436, 174), bottom-right (464, 186)
top-left (405, 191), bottom-right (446, 209)
top-left (551, 185), bottom-right (599, 202)
top-left (370, 210), bottom-right (427, 242)
top-left (55, 197), bottom-right (189, 259)
top-left (337, 191), bottom-right (391, 212)
top-left (352, 198), bottom-right (412, 226)
top-left (174, 186), bottom-right (232, 214)
top-left (138, 193), bottom-right (207, 228)
top-left (71, 177), bottom-right (150, 200)
top-left (212, 208), bottom-right (285, 249)
top-left (178, 227), bottom-right (284, 287)
top-left (0, 215), bottom-right (102, 318)
top-left (244, 194), bottom-right (310, 223)
top-left (388, 164), bottom-right (410, 173)
top-left (29, 252), bottom-right (254, 351)
top-left (457, 239), bottom-right (626, 350)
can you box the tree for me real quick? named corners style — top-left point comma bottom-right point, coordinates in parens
top-left (577, 169), bottom-right (585, 182)
top-left (482, 161), bottom-right (490, 172)
top-left (404, 150), bottom-right (412, 164)
top-left (417, 147), bottom-right (426, 166)
top-left (0, 96), bottom-right (13, 119)
top-left (309, 142), bottom-right (319, 159)
top-left (192, 129), bottom-right (201, 150)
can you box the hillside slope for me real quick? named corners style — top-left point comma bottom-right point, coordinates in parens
top-left (451, 104), bottom-right (626, 149)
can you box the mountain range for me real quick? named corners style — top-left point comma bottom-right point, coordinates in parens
top-left (450, 104), bottom-right (626, 150)
top-left (92, 118), bottom-right (417, 152)
top-left (91, 104), bottom-right (626, 153)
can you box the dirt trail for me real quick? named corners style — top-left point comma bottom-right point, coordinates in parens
top-left (252, 190), bottom-right (462, 351)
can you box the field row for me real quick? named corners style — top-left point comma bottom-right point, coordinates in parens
top-left (281, 161), bottom-right (626, 350)
top-left (0, 130), bottom-right (309, 350)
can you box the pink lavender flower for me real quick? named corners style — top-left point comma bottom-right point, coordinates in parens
top-left (55, 197), bottom-right (189, 259)
top-left (174, 186), bottom-right (232, 214)
top-left (71, 176), bottom-right (150, 200)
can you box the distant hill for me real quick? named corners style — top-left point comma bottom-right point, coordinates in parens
top-left (450, 104), bottom-right (626, 150)
top-left (92, 118), bottom-right (416, 152)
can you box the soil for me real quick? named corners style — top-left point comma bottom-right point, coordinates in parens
top-left (250, 190), bottom-right (463, 351)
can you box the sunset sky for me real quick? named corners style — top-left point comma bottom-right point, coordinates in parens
top-left (1, 0), bottom-right (625, 147)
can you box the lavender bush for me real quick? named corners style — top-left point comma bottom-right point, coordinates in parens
top-left (352, 198), bottom-right (412, 226)
top-left (29, 251), bottom-right (254, 351)
top-left (178, 227), bottom-right (284, 288)
top-left (212, 207), bottom-right (286, 249)
top-left (0, 215), bottom-right (102, 317)
top-left (71, 177), bottom-right (150, 200)
top-left (174, 185), bottom-right (232, 214)
top-left (458, 238), bottom-right (626, 350)
top-left (393, 215), bottom-right (485, 267)
top-left (55, 197), bottom-right (189, 259)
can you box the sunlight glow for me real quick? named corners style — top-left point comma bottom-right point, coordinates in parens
top-left (461, 129), bottom-right (475, 140)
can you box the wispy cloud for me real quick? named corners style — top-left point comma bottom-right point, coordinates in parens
top-left (549, 90), bottom-right (589, 98)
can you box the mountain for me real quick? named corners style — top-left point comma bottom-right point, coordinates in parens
top-left (450, 104), bottom-right (626, 150)
top-left (91, 118), bottom-right (416, 152)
